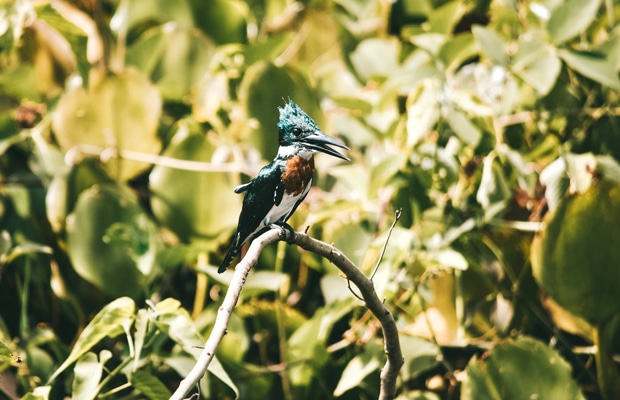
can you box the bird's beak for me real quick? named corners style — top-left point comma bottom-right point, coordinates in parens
top-left (303, 131), bottom-right (350, 161)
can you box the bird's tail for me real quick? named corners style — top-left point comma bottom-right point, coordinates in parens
top-left (218, 233), bottom-right (242, 273)
top-left (218, 245), bottom-right (240, 273)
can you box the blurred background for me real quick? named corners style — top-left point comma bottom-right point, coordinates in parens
top-left (0, 0), bottom-right (619, 399)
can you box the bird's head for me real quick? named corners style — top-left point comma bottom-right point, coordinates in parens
top-left (277, 100), bottom-right (350, 161)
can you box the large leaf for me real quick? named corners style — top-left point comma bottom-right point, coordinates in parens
top-left (189, 0), bottom-right (248, 45)
top-left (531, 179), bottom-right (620, 325)
top-left (350, 38), bottom-right (400, 81)
top-left (472, 25), bottom-right (508, 66)
top-left (126, 24), bottom-right (214, 100)
top-left (65, 183), bottom-right (156, 297)
top-left (48, 297), bottom-right (135, 383)
top-left (333, 344), bottom-right (382, 396)
top-left (445, 107), bottom-right (482, 148)
top-left (547, 0), bottom-right (601, 45)
top-left (52, 68), bottom-right (162, 180)
top-left (149, 130), bottom-right (239, 242)
top-left (131, 371), bottom-right (171, 400)
top-left (72, 352), bottom-right (102, 400)
top-left (463, 337), bottom-right (585, 400)
top-left (238, 61), bottom-right (321, 159)
top-left (512, 41), bottom-right (561, 96)
top-left (406, 78), bottom-right (441, 148)
top-left (45, 157), bottom-right (112, 233)
top-left (558, 49), bottom-right (620, 90)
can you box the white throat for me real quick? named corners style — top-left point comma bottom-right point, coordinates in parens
top-left (277, 145), bottom-right (313, 159)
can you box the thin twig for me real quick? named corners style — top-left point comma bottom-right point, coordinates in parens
top-left (169, 228), bottom-right (404, 400)
top-left (65, 144), bottom-right (255, 174)
top-left (370, 208), bottom-right (402, 281)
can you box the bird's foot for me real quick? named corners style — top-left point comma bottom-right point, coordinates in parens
top-left (269, 223), bottom-right (295, 243)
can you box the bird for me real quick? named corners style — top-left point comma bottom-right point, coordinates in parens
top-left (218, 100), bottom-right (350, 273)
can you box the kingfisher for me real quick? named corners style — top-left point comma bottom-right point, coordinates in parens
top-left (218, 100), bottom-right (350, 273)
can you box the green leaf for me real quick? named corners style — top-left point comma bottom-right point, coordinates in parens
top-left (131, 370), bottom-right (171, 400)
top-left (22, 386), bottom-right (51, 400)
top-left (52, 68), bottom-right (162, 180)
top-left (189, 0), bottom-right (248, 45)
top-left (399, 335), bottom-right (440, 377)
top-left (532, 179), bottom-right (620, 324)
top-left (427, 1), bottom-right (466, 34)
top-left (463, 337), bottom-right (585, 400)
top-left (512, 41), bottom-right (561, 96)
top-left (0, 340), bottom-right (13, 371)
top-left (242, 271), bottom-right (290, 296)
top-left (111, 0), bottom-right (194, 34)
top-left (472, 25), bottom-right (508, 66)
top-left (427, 248), bottom-right (469, 270)
top-left (445, 107), bottom-right (482, 147)
top-left (66, 183), bottom-right (153, 297)
top-left (238, 61), bottom-right (321, 159)
top-left (149, 130), bottom-right (239, 242)
top-left (45, 157), bottom-right (112, 233)
top-left (547, 0), bottom-right (601, 45)
top-left (333, 349), bottom-right (381, 396)
top-left (558, 49), bottom-right (620, 90)
top-left (476, 155), bottom-right (510, 218)
top-left (406, 78), bottom-right (441, 147)
top-left (72, 352), bottom-right (102, 400)
top-left (48, 297), bottom-right (135, 383)
top-left (350, 38), bottom-right (400, 81)
top-left (126, 24), bottom-right (214, 100)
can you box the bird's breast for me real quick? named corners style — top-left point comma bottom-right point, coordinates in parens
top-left (282, 155), bottom-right (315, 196)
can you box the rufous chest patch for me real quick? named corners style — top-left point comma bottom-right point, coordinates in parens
top-left (282, 155), bottom-right (315, 196)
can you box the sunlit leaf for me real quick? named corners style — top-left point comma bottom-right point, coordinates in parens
top-left (558, 49), bottom-right (620, 90)
top-left (52, 68), bottom-right (162, 180)
top-left (66, 183), bottom-right (153, 297)
top-left (445, 107), bottom-right (482, 147)
top-left (48, 297), bottom-right (135, 383)
top-left (427, 1), bottom-right (466, 34)
top-left (472, 25), bottom-right (507, 66)
top-left (531, 179), bottom-right (620, 325)
top-left (149, 130), bottom-right (239, 242)
top-left (350, 38), bottom-right (400, 81)
top-left (131, 371), bottom-right (171, 400)
top-left (238, 61), bottom-right (321, 159)
top-left (126, 24), bottom-right (215, 100)
top-left (333, 347), bottom-right (381, 396)
top-left (512, 41), bottom-right (561, 96)
top-left (0, 341), bottom-right (13, 371)
top-left (72, 352), bottom-right (102, 400)
top-left (189, 0), bottom-right (248, 44)
top-left (406, 78), bottom-right (441, 147)
top-left (427, 248), bottom-right (468, 270)
top-left (463, 337), bottom-right (585, 400)
top-left (547, 0), bottom-right (601, 45)
top-left (399, 335), bottom-right (440, 376)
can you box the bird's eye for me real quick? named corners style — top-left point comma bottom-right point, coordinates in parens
top-left (292, 127), bottom-right (302, 136)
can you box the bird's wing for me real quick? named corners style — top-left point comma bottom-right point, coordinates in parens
top-left (235, 160), bottom-right (284, 240)
top-left (234, 181), bottom-right (253, 194)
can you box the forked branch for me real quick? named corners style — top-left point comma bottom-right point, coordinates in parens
top-left (170, 228), bottom-right (403, 400)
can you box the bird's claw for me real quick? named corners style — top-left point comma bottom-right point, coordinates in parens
top-left (269, 223), bottom-right (295, 243)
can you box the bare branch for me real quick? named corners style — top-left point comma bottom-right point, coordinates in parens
top-left (169, 229), bottom-right (281, 400)
top-left (170, 228), bottom-right (403, 400)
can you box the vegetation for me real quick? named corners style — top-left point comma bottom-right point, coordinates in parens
top-left (1, 0), bottom-right (619, 399)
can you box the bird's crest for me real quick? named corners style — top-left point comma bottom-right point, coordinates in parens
top-left (277, 100), bottom-right (321, 145)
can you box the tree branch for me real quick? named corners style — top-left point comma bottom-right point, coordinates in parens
top-left (170, 228), bottom-right (403, 400)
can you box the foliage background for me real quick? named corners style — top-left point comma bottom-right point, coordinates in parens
top-left (1, 0), bottom-right (619, 399)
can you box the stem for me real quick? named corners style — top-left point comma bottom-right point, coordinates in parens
top-left (594, 318), bottom-right (620, 400)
